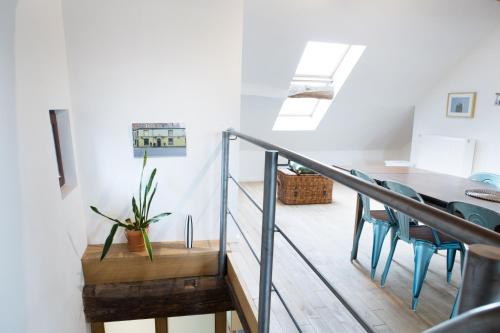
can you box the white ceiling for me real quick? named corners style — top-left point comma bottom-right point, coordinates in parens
top-left (240, 0), bottom-right (500, 151)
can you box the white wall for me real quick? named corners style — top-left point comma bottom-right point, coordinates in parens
top-left (15, 0), bottom-right (88, 332)
top-left (168, 314), bottom-right (216, 333)
top-left (239, 0), bottom-right (500, 162)
top-left (61, 0), bottom-right (243, 244)
top-left (0, 1), bottom-right (25, 332)
top-left (240, 94), bottom-right (411, 180)
top-left (241, 94), bottom-right (413, 151)
top-left (105, 319), bottom-right (156, 333)
top-left (105, 315), bottom-right (216, 333)
top-left (411, 25), bottom-right (500, 175)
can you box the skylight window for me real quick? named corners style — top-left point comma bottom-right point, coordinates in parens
top-left (295, 42), bottom-right (349, 78)
top-left (273, 42), bottom-right (366, 131)
top-left (279, 98), bottom-right (320, 116)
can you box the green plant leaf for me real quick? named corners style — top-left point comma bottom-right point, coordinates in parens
top-left (144, 183), bottom-right (157, 223)
top-left (132, 196), bottom-right (141, 224)
top-left (142, 168), bottom-right (157, 214)
top-left (147, 212), bottom-right (171, 222)
top-left (100, 223), bottom-right (119, 261)
top-left (90, 206), bottom-right (128, 228)
top-left (142, 220), bottom-right (154, 228)
top-left (141, 228), bottom-right (153, 261)
top-left (146, 168), bottom-right (156, 191)
top-left (138, 150), bottom-right (147, 215)
top-left (143, 212), bottom-right (171, 228)
top-left (124, 218), bottom-right (135, 230)
top-left (123, 218), bottom-right (134, 230)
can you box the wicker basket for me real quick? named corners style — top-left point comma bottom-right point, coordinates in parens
top-left (277, 168), bottom-right (334, 205)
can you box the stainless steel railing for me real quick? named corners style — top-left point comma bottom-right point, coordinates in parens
top-left (424, 302), bottom-right (500, 333)
top-left (218, 129), bottom-right (500, 333)
top-left (227, 171), bottom-right (372, 332)
top-left (228, 130), bottom-right (500, 246)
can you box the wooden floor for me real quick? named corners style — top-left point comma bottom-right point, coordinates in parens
top-left (227, 182), bottom-right (460, 333)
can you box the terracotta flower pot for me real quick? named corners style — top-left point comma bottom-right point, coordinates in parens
top-left (126, 229), bottom-right (146, 252)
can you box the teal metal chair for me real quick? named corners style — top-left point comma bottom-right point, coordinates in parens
top-left (380, 181), bottom-right (465, 311)
top-left (447, 202), bottom-right (500, 277)
top-left (447, 201), bottom-right (500, 317)
top-left (350, 169), bottom-right (392, 280)
top-left (469, 172), bottom-right (500, 187)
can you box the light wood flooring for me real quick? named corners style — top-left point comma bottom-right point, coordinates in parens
top-left (227, 182), bottom-right (460, 333)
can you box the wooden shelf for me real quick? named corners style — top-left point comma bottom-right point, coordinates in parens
top-left (82, 240), bottom-right (219, 284)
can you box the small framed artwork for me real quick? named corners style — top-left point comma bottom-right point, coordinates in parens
top-left (495, 93), bottom-right (500, 106)
top-left (132, 123), bottom-right (187, 157)
top-left (446, 92), bottom-right (476, 118)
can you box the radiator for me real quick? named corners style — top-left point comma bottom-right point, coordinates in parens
top-left (412, 134), bottom-right (476, 178)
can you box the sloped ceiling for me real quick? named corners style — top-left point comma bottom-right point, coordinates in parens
top-left (241, 0), bottom-right (500, 151)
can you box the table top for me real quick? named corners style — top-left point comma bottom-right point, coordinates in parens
top-left (352, 165), bottom-right (500, 214)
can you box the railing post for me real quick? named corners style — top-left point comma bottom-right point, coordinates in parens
top-left (456, 244), bottom-right (500, 315)
top-left (218, 131), bottom-right (230, 278)
top-left (258, 150), bottom-right (278, 333)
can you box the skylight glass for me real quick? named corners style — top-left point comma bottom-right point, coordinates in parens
top-left (278, 98), bottom-right (319, 116)
top-left (295, 42), bottom-right (350, 78)
top-left (332, 45), bottom-right (366, 92)
top-left (273, 42), bottom-right (366, 131)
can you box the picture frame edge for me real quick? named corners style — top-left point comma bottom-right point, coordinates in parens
top-left (446, 91), bottom-right (477, 119)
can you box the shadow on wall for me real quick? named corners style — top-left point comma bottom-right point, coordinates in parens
top-left (166, 143), bottom-right (222, 240)
top-left (87, 141), bottom-right (223, 244)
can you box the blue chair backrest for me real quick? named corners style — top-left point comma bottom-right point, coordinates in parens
top-left (448, 201), bottom-right (500, 232)
top-left (351, 169), bottom-right (377, 222)
top-left (382, 181), bottom-right (425, 242)
top-left (469, 172), bottom-right (500, 187)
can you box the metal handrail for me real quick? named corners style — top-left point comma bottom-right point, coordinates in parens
top-left (229, 174), bottom-right (372, 332)
top-left (229, 173), bottom-right (263, 213)
top-left (257, 150), bottom-right (278, 333)
top-left (423, 302), bottom-right (500, 333)
top-left (228, 129), bottom-right (500, 247)
top-left (227, 209), bottom-right (303, 333)
top-left (218, 131), bottom-right (230, 277)
top-left (218, 129), bottom-right (500, 333)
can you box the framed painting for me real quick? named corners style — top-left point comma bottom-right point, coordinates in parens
top-left (446, 92), bottom-right (476, 118)
top-left (132, 123), bottom-right (187, 157)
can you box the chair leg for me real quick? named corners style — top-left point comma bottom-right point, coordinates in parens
top-left (449, 245), bottom-right (467, 318)
top-left (446, 249), bottom-right (457, 283)
top-left (351, 218), bottom-right (365, 261)
top-left (370, 222), bottom-right (391, 280)
top-left (381, 232), bottom-right (398, 287)
top-left (459, 244), bottom-right (466, 274)
top-left (450, 245), bottom-right (467, 318)
top-left (412, 241), bottom-right (435, 311)
top-left (450, 291), bottom-right (459, 318)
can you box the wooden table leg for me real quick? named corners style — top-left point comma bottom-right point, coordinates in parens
top-left (155, 318), bottom-right (168, 333)
top-left (352, 194), bottom-right (363, 260)
top-left (91, 322), bottom-right (105, 333)
top-left (215, 312), bottom-right (227, 333)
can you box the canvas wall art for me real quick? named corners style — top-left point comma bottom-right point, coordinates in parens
top-left (495, 93), bottom-right (500, 106)
top-left (446, 92), bottom-right (476, 118)
top-left (132, 123), bottom-right (187, 157)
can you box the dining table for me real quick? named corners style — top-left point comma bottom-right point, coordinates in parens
top-left (347, 164), bottom-right (500, 259)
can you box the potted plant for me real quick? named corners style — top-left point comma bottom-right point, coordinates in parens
top-left (90, 151), bottom-right (170, 261)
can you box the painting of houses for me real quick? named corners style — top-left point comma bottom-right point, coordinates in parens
top-left (132, 123), bottom-right (187, 157)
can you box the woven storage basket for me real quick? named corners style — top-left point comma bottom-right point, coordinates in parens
top-left (277, 168), bottom-right (334, 205)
